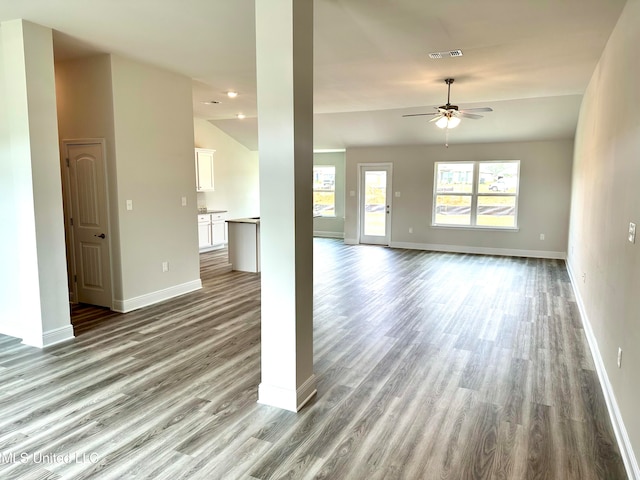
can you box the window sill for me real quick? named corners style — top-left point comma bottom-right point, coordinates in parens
top-left (431, 224), bottom-right (519, 232)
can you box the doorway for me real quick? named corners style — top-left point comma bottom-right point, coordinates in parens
top-left (62, 140), bottom-right (113, 308)
top-left (358, 164), bottom-right (392, 246)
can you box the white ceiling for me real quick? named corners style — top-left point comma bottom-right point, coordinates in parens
top-left (0, 0), bottom-right (628, 150)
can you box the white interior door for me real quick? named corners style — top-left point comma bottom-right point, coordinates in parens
top-left (359, 164), bottom-right (392, 245)
top-left (65, 142), bottom-right (113, 308)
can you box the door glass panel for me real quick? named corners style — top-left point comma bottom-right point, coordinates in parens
top-left (363, 171), bottom-right (387, 236)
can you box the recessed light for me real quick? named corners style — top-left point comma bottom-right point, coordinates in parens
top-left (236, 113), bottom-right (246, 119)
top-left (202, 100), bottom-right (220, 105)
top-left (227, 91), bottom-right (238, 98)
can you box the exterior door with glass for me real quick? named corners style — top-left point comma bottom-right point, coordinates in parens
top-left (359, 164), bottom-right (392, 245)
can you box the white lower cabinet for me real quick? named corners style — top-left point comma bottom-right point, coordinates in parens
top-left (198, 212), bottom-right (228, 252)
top-left (212, 220), bottom-right (227, 246)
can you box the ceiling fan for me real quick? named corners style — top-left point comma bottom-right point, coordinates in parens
top-left (403, 78), bottom-right (493, 129)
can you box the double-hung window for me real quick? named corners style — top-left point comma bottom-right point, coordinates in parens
top-left (433, 160), bottom-right (520, 228)
top-left (313, 165), bottom-right (336, 217)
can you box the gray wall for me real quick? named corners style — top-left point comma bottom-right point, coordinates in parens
top-left (345, 140), bottom-right (573, 257)
top-left (313, 151), bottom-right (345, 238)
top-left (56, 53), bottom-right (201, 310)
top-left (568, 0), bottom-right (640, 470)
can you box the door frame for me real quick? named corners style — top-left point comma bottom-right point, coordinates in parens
top-left (61, 138), bottom-right (113, 308)
top-left (357, 162), bottom-right (393, 246)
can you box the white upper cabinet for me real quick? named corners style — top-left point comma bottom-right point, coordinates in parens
top-left (195, 148), bottom-right (215, 191)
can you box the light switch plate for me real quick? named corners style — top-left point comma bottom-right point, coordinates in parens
top-left (181, 196), bottom-right (187, 207)
top-left (395, 191), bottom-right (401, 197)
top-left (126, 200), bottom-right (133, 211)
top-left (629, 222), bottom-right (636, 244)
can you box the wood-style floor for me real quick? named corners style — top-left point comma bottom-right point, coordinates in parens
top-left (0, 239), bottom-right (627, 479)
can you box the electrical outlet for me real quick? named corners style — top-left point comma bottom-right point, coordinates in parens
top-left (409, 227), bottom-right (413, 234)
top-left (617, 347), bottom-right (622, 368)
top-left (629, 222), bottom-right (636, 244)
top-left (539, 233), bottom-right (545, 240)
top-left (162, 261), bottom-right (169, 272)
top-left (582, 272), bottom-right (586, 283)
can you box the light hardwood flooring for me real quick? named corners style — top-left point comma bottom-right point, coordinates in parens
top-left (0, 239), bottom-right (627, 479)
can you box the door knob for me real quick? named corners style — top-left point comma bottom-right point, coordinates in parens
top-left (95, 233), bottom-right (106, 239)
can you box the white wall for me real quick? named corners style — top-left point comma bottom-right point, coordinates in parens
top-left (0, 22), bottom-right (20, 338)
top-left (110, 55), bottom-right (200, 304)
top-left (194, 119), bottom-right (259, 219)
top-left (0, 20), bottom-right (71, 346)
top-left (313, 151), bottom-right (345, 238)
top-left (345, 140), bottom-right (573, 257)
top-left (568, 0), bottom-right (640, 475)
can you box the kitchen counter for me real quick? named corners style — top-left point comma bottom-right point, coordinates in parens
top-left (198, 209), bottom-right (228, 215)
top-left (226, 217), bottom-right (260, 224)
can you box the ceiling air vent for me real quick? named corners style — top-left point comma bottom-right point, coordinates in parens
top-left (428, 49), bottom-right (463, 59)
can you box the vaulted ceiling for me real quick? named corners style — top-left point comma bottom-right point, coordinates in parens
top-left (0, 0), bottom-right (628, 150)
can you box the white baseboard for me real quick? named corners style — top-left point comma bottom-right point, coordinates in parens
top-left (19, 324), bottom-right (75, 349)
top-left (42, 325), bottom-right (75, 347)
top-left (390, 241), bottom-right (566, 259)
top-left (112, 279), bottom-right (203, 313)
top-left (313, 230), bottom-right (344, 239)
top-left (566, 262), bottom-right (639, 480)
top-left (344, 238), bottom-right (358, 245)
top-left (258, 374), bottom-right (317, 412)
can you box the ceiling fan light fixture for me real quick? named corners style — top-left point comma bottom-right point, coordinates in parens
top-left (435, 115), bottom-right (461, 129)
top-left (435, 116), bottom-right (449, 129)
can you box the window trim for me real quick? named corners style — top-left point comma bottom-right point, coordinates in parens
top-left (432, 160), bottom-right (520, 229)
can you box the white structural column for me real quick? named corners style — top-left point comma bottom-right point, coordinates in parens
top-left (255, 0), bottom-right (316, 411)
top-left (0, 20), bottom-right (72, 347)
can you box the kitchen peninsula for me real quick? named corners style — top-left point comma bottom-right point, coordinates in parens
top-left (226, 217), bottom-right (260, 273)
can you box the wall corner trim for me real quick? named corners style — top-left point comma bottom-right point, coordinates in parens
top-left (567, 262), bottom-right (640, 480)
top-left (112, 279), bottom-right (203, 313)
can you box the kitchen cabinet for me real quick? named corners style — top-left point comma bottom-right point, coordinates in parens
top-left (198, 214), bottom-right (212, 249)
top-left (195, 148), bottom-right (215, 191)
top-left (198, 211), bottom-right (227, 252)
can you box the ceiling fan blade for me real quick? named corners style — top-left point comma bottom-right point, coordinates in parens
top-left (402, 112), bottom-right (440, 117)
top-left (459, 107), bottom-right (493, 113)
top-left (429, 115), bottom-right (444, 123)
top-left (459, 112), bottom-right (483, 119)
